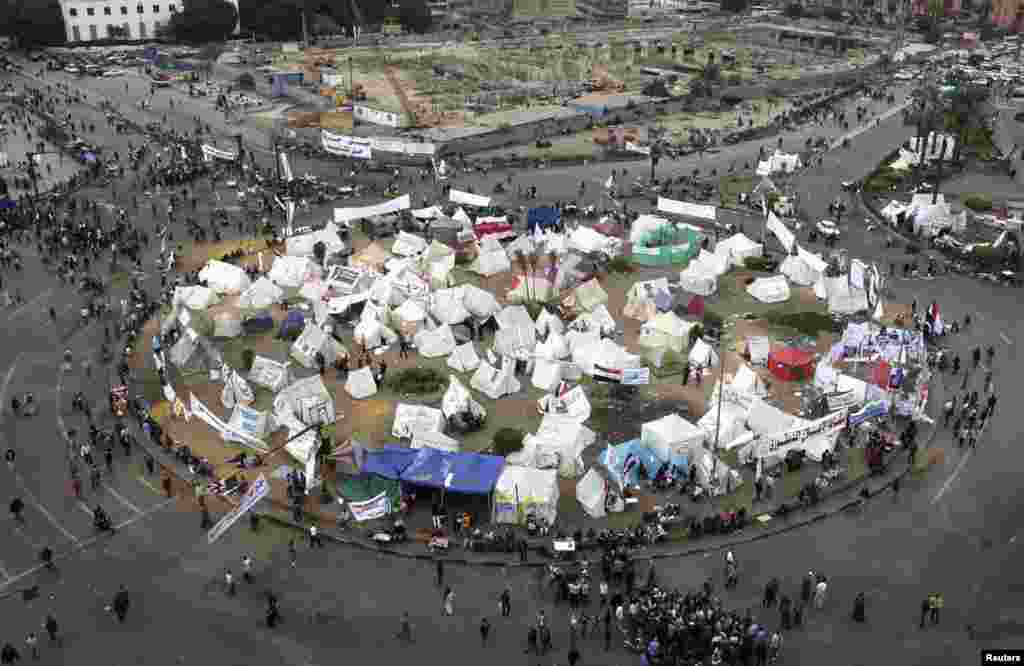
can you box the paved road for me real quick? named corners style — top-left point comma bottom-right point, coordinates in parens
top-left (0, 56), bottom-right (1020, 666)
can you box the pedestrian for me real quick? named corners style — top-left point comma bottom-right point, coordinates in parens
top-left (43, 616), bottom-right (59, 646)
top-left (479, 617), bottom-right (491, 645)
top-left (599, 578), bottom-right (609, 607)
top-left (801, 572), bottom-right (814, 605)
top-left (225, 570), bottom-right (235, 596)
top-left (288, 539), bottom-right (297, 568)
top-left (104, 447), bottom-right (114, 473)
top-left (930, 593), bottom-right (942, 625)
top-left (813, 577), bottom-right (827, 610)
top-left (443, 587), bottom-right (454, 616)
top-left (0, 643), bottom-right (20, 664)
top-left (525, 626), bottom-right (538, 654)
top-left (540, 625), bottom-right (552, 654)
top-left (39, 547), bottom-right (54, 571)
top-left (10, 497), bottom-right (24, 523)
top-left (604, 612), bottom-right (612, 651)
top-left (436, 558), bottom-right (444, 587)
top-left (568, 646), bottom-right (580, 666)
top-left (852, 592), bottom-right (866, 622)
top-left (763, 578), bottom-right (779, 608)
top-left (161, 474), bottom-right (172, 497)
top-left (396, 612), bottom-right (413, 643)
top-left (200, 505), bottom-right (212, 530)
top-left (23, 634), bottom-right (37, 661)
top-left (111, 585), bottom-right (130, 623)
top-left (769, 631), bottom-right (783, 663)
top-left (754, 476), bottom-right (763, 502)
top-left (308, 524), bottom-right (322, 548)
top-left (499, 587), bottom-right (511, 617)
top-left (242, 555), bottom-right (253, 583)
top-left (920, 597), bottom-right (930, 629)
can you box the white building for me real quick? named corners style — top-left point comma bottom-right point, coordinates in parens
top-left (58, 0), bottom-right (239, 43)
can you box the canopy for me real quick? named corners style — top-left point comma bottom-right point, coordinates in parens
top-left (641, 413), bottom-right (705, 463)
top-left (746, 275), bottom-right (791, 303)
top-left (400, 448), bottom-right (504, 494)
top-left (576, 468), bottom-right (608, 519)
top-left (768, 347), bottom-right (816, 382)
top-left (493, 466), bottom-right (559, 526)
top-left (624, 278), bottom-right (672, 321)
top-left (361, 444), bottom-right (416, 480)
top-left (199, 260), bottom-right (251, 295)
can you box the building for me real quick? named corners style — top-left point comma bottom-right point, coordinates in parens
top-left (58, 0), bottom-right (239, 43)
top-left (991, 0), bottom-right (1024, 29)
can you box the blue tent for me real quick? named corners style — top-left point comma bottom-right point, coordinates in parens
top-left (599, 439), bottom-right (687, 489)
top-left (400, 448), bottom-right (504, 495)
top-left (243, 312), bottom-right (274, 334)
top-left (360, 444), bottom-right (416, 480)
top-left (279, 310), bottom-right (305, 338)
top-left (527, 207), bottom-right (561, 232)
top-left (0, 197), bottom-right (16, 210)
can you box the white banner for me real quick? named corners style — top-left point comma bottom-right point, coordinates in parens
top-left (766, 212), bottom-right (795, 252)
top-left (190, 393), bottom-right (268, 452)
top-left (657, 197), bottom-right (717, 222)
top-left (757, 409), bottom-right (848, 457)
top-left (279, 151), bottom-right (294, 182)
top-left (321, 130), bottom-right (372, 160)
top-left (353, 105), bottom-right (403, 128)
top-left (621, 367), bottom-right (651, 385)
top-left (348, 492), bottom-right (391, 522)
top-left (305, 443), bottom-right (319, 495)
top-left (334, 194), bottom-right (411, 223)
top-left (207, 474), bottom-right (270, 544)
top-left (625, 141), bottom-right (650, 155)
top-left (404, 142), bottom-right (436, 156)
top-left (449, 189), bottom-right (491, 208)
top-left (201, 144), bottom-right (237, 162)
top-left (368, 137), bottom-right (405, 154)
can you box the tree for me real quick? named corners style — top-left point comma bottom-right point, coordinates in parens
top-left (783, 3), bottom-right (803, 17)
top-left (1, 0), bottom-right (65, 46)
top-left (720, 0), bottom-right (749, 12)
top-left (167, 0), bottom-right (238, 43)
top-left (199, 43), bottom-right (224, 81)
top-left (240, 0), bottom-right (302, 40)
top-left (398, 0), bottom-right (432, 33)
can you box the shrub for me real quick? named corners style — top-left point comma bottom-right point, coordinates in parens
top-left (963, 194), bottom-right (992, 212)
top-left (972, 244), bottom-right (1006, 269)
top-left (236, 72), bottom-right (256, 90)
top-left (702, 310), bottom-right (724, 331)
top-left (743, 256), bottom-right (775, 272)
top-left (764, 311), bottom-right (833, 337)
top-left (388, 367), bottom-right (446, 395)
top-left (608, 256), bottom-right (634, 273)
top-left (241, 349), bottom-right (255, 372)
top-left (688, 323), bottom-right (704, 347)
top-left (493, 428), bottom-right (525, 456)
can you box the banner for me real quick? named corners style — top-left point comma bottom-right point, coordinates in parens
top-left (368, 137), bottom-right (405, 154)
top-left (320, 111), bottom-right (354, 132)
top-left (449, 189), bottom-right (490, 208)
top-left (825, 389), bottom-right (858, 412)
top-left (287, 111), bottom-right (321, 129)
top-left (321, 130), bottom-right (371, 160)
top-left (658, 197), bottom-right (717, 222)
top-left (207, 474), bottom-right (270, 544)
top-left (201, 144), bottom-right (237, 162)
top-left (621, 367), bottom-right (651, 385)
top-left (353, 104), bottom-right (404, 128)
top-left (625, 141), bottom-right (650, 155)
top-left (190, 393), bottom-right (267, 452)
top-left (334, 194), bottom-right (411, 223)
top-left (404, 142), bottom-right (436, 156)
top-left (848, 400), bottom-right (889, 427)
top-left (759, 409), bottom-right (848, 455)
top-left (279, 152), bottom-right (294, 183)
top-left (348, 492), bottom-right (391, 522)
top-left (766, 212), bottom-right (795, 252)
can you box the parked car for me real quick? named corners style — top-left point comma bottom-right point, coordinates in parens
top-left (816, 219), bottom-right (840, 238)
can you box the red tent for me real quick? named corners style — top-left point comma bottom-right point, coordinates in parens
top-left (687, 295), bottom-right (705, 317)
top-left (768, 347), bottom-right (816, 382)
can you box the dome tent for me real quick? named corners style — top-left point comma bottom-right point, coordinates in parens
top-left (768, 347), bottom-right (816, 382)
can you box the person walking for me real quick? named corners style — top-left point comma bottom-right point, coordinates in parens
top-left (111, 585), bottom-right (130, 623)
top-left (763, 578), bottom-right (779, 608)
top-left (852, 592), bottom-right (866, 622)
top-left (395, 612), bottom-right (413, 644)
top-left (435, 558), bottom-right (444, 587)
top-left (23, 634), bottom-right (37, 661)
top-left (479, 617), bottom-right (491, 646)
top-left (442, 587), bottom-right (454, 616)
top-left (161, 474), bottom-right (172, 498)
top-left (930, 593), bottom-right (943, 625)
top-left (813, 577), bottom-right (827, 610)
top-left (10, 497), bottom-right (25, 524)
top-left (499, 587), bottom-right (511, 617)
top-left (525, 626), bottom-right (538, 655)
top-left (920, 597), bottom-right (931, 629)
top-left (288, 539), bottom-right (297, 568)
top-left (43, 616), bottom-right (59, 646)
top-left (224, 570), bottom-right (235, 596)
top-left (801, 571), bottom-right (814, 606)
top-left (266, 594), bottom-right (280, 629)
top-left (0, 643), bottom-right (20, 664)
top-left (200, 505), bottom-right (212, 530)
top-left (241, 555), bottom-right (253, 583)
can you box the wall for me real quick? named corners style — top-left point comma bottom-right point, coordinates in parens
top-left (58, 0), bottom-right (239, 42)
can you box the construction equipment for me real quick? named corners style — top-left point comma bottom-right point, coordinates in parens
top-left (589, 64), bottom-right (624, 92)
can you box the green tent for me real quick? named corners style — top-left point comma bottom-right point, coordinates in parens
top-left (631, 224), bottom-right (700, 267)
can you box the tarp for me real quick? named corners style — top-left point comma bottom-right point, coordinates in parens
top-left (344, 366), bottom-right (378, 399)
top-left (392, 404), bottom-right (445, 439)
top-left (576, 467), bottom-right (607, 519)
top-left (449, 189), bottom-right (490, 208)
top-left (527, 207), bottom-right (561, 232)
top-left (715, 233), bottom-right (762, 268)
top-left (471, 358), bottom-right (521, 399)
top-left (238, 277), bottom-right (284, 310)
top-left (766, 213), bottom-right (795, 253)
top-left (400, 448), bottom-right (504, 494)
top-left (510, 414), bottom-right (595, 478)
top-left (334, 194), bottom-right (410, 224)
top-left (631, 223), bottom-right (700, 267)
top-left (493, 466), bottom-right (559, 526)
top-left (641, 413), bottom-right (705, 463)
top-left (746, 275), bottom-right (791, 303)
top-left (599, 439), bottom-right (683, 489)
top-left (447, 342), bottom-right (481, 372)
top-left (199, 260), bottom-right (251, 295)
top-left (624, 278), bottom-right (672, 321)
top-left (567, 226), bottom-right (620, 256)
top-left (657, 196), bottom-right (716, 222)
top-left (361, 444), bottom-right (416, 480)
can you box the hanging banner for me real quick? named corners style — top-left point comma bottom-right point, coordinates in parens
top-left (657, 196), bottom-right (717, 222)
top-left (190, 392), bottom-right (228, 434)
top-left (766, 212), bottom-right (795, 252)
top-left (321, 130), bottom-right (371, 160)
top-left (403, 142), bottom-right (436, 156)
top-left (759, 409), bottom-right (849, 455)
top-left (449, 189), bottom-right (491, 208)
top-left (201, 145), bottom-right (237, 162)
top-left (368, 137), bottom-right (406, 154)
top-left (320, 111), bottom-right (354, 132)
top-left (353, 104), bottom-right (404, 128)
top-left (825, 389), bottom-right (858, 412)
top-left (279, 152), bottom-right (294, 182)
top-left (207, 474), bottom-right (270, 544)
top-left (348, 492), bottom-right (391, 522)
top-left (334, 194), bottom-right (411, 223)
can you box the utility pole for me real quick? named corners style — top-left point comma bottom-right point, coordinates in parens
top-left (301, 8), bottom-right (309, 49)
top-left (711, 334), bottom-right (727, 478)
top-left (932, 136), bottom-right (946, 205)
top-left (349, 56), bottom-right (354, 103)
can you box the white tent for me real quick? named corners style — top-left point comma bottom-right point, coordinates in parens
top-left (392, 231), bottom-right (429, 257)
top-left (715, 233), bottom-right (763, 268)
top-left (393, 299), bottom-right (429, 336)
top-left (431, 288), bottom-right (472, 326)
top-left (536, 331), bottom-right (570, 360)
top-left (531, 358), bottom-right (564, 392)
top-left (441, 375), bottom-right (486, 421)
top-left (638, 312), bottom-right (694, 354)
top-left (411, 430), bottom-right (460, 453)
top-left (641, 413), bottom-right (705, 462)
top-left (573, 338), bottom-right (641, 377)
top-left (354, 318), bottom-right (399, 349)
top-left (689, 338), bottom-right (719, 368)
top-left (747, 275), bottom-right (791, 303)
top-left (697, 401), bottom-right (749, 449)
top-left (535, 308), bottom-right (565, 337)
top-left (746, 336), bottom-right (770, 366)
top-left (414, 324), bottom-right (456, 358)
top-left (392, 404), bottom-right (445, 439)
top-left (493, 466), bottom-right (559, 526)
top-left (508, 276), bottom-right (554, 304)
top-left (344, 366), bottom-right (378, 399)
top-left (268, 255), bottom-right (315, 288)
top-left (568, 226), bottom-right (620, 256)
top-left (510, 414), bottom-right (595, 478)
top-left (220, 368), bottom-right (255, 409)
top-left (291, 323), bottom-right (340, 368)
top-left (623, 278), bottom-right (671, 321)
top-left (275, 374), bottom-right (335, 427)
top-left (249, 356), bottom-right (291, 392)
top-left (462, 285), bottom-right (501, 320)
top-left (447, 342), bottom-right (481, 372)
top-left (174, 285), bottom-right (220, 311)
top-left (629, 214), bottom-right (673, 245)
top-left (471, 357), bottom-right (521, 399)
top-left (780, 249), bottom-right (827, 287)
top-left (536, 385), bottom-right (591, 421)
top-left (732, 363), bottom-right (767, 397)
top-left (470, 236), bottom-right (510, 276)
top-left (820, 276), bottom-right (869, 315)
top-left (238, 277), bottom-right (284, 310)
top-left (213, 311), bottom-right (243, 338)
top-left (285, 224), bottom-right (346, 259)
top-left (199, 260), bottom-right (251, 295)
top-left (576, 468), bottom-right (608, 519)
top-left (679, 250), bottom-right (728, 297)
top-left (746, 398), bottom-right (796, 437)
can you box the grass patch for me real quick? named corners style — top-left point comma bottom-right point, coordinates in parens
top-left (387, 367), bottom-right (447, 395)
top-left (763, 311), bottom-right (833, 337)
top-left (962, 193), bottom-right (992, 212)
top-left (713, 271), bottom-right (827, 323)
top-left (718, 175), bottom-right (755, 207)
top-left (204, 238), bottom-right (269, 263)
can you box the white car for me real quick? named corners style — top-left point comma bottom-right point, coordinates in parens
top-left (64, 65), bottom-right (80, 74)
top-left (817, 219), bottom-right (840, 238)
top-left (102, 68), bottom-right (125, 77)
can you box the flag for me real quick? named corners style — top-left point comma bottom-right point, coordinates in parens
top-left (871, 360), bottom-right (891, 388)
top-left (873, 299), bottom-right (884, 321)
top-left (604, 174), bottom-right (614, 190)
top-left (207, 474), bottom-right (270, 545)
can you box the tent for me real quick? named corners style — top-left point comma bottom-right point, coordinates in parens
top-left (746, 336), bottom-right (770, 366)
top-left (267, 255), bottom-right (314, 288)
top-left (431, 288), bottom-right (472, 326)
top-left (470, 357), bottom-right (521, 399)
top-left (819, 276), bottom-right (868, 315)
top-left (462, 285), bottom-right (501, 320)
top-left (731, 363), bottom-right (767, 397)
top-left (510, 414), bottom-right (595, 478)
top-left (447, 342), bottom-right (481, 372)
top-left (746, 398), bottom-right (797, 437)
top-left (508, 276), bottom-right (554, 304)
top-left (527, 206), bottom-right (561, 232)
top-left (687, 446), bottom-right (742, 496)
top-left (344, 366), bottom-right (378, 399)
top-left (238, 277), bottom-right (284, 310)
top-left (361, 444), bottom-right (416, 480)
top-left (639, 311), bottom-right (694, 354)
top-left (572, 338), bottom-right (641, 377)
top-left (249, 356), bottom-right (291, 392)
top-left (576, 468), bottom-right (608, 519)
top-left (563, 279), bottom-right (608, 314)
top-left (199, 260), bottom-right (251, 295)
top-left (623, 278), bottom-right (672, 321)
top-left (279, 309), bottom-right (305, 339)
top-left (599, 439), bottom-right (672, 489)
top-left (275, 375), bottom-right (335, 427)
top-left (175, 285), bottom-right (220, 311)
top-left (213, 311), bottom-right (243, 338)
top-left (393, 299), bottom-right (428, 336)
top-left (536, 331), bottom-right (570, 360)
top-left (768, 347), bottom-right (816, 382)
top-left (697, 399), bottom-right (749, 449)
top-left (641, 413), bottom-right (705, 463)
top-left (531, 358), bottom-right (565, 392)
top-left (493, 466), bottom-right (559, 526)
top-left (470, 236), bottom-right (510, 276)
top-left (679, 250), bottom-right (728, 297)
top-left (414, 324), bottom-right (456, 358)
top-left (441, 375), bottom-right (487, 423)
top-left (350, 242), bottom-right (391, 272)
top-left (353, 318), bottom-right (398, 349)
top-left (780, 249), bottom-right (827, 287)
top-left (715, 233), bottom-right (762, 268)
top-left (392, 231), bottom-right (429, 257)
top-left (689, 338), bottom-right (719, 368)
top-left (747, 275), bottom-right (791, 303)
top-left (631, 222), bottom-right (700, 267)
top-left (291, 323), bottom-right (341, 368)
top-left (536, 385), bottom-right (591, 422)
top-left (494, 306), bottom-right (537, 358)
top-left (567, 226), bottom-right (620, 256)
top-left (221, 368), bottom-right (255, 409)
top-left (392, 404), bottom-right (445, 439)
top-left (535, 308), bottom-right (565, 338)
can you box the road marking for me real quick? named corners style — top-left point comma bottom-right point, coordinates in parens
top-left (104, 486), bottom-right (142, 515)
top-left (13, 524), bottom-right (41, 550)
top-left (3, 289), bottom-right (53, 323)
top-left (77, 502), bottom-right (94, 518)
top-left (1000, 332), bottom-right (1012, 345)
top-left (12, 475), bottom-right (81, 545)
top-left (931, 449), bottom-right (973, 505)
top-left (136, 475), bottom-right (163, 495)
top-left (0, 558), bottom-right (9, 581)
top-left (0, 497), bottom-right (176, 592)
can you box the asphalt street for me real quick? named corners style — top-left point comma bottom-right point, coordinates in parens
top-left (0, 59), bottom-right (1019, 665)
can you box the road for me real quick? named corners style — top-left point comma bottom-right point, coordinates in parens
top-left (0, 57), bottom-right (1019, 665)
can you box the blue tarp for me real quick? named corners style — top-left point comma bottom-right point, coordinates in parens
top-left (243, 312), bottom-right (274, 334)
top-left (360, 444), bottom-right (416, 480)
top-left (0, 197), bottom-right (15, 209)
top-left (279, 310), bottom-right (305, 337)
top-left (399, 448), bottom-right (504, 494)
top-left (569, 103), bottom-right (609, 119)
top-left (599, 439), bottom-right (687, 489)
top-left (527, 207), bottom-right (561, 232)
top-left (271, 74), bottom-right (288, 98)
